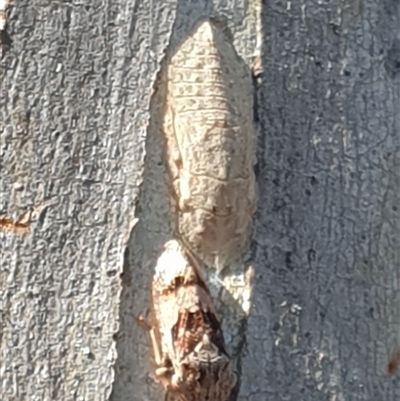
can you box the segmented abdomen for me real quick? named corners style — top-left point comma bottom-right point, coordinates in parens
top-left (163, 20), bottom-right (256, 270)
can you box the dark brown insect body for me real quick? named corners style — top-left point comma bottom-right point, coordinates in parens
top-left (151, 240), bottom-right (237, 401)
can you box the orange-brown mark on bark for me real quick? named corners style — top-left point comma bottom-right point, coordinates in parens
top-left (0, 209), bottom-right (32, 234)
top-left (387, 349), bottom-right (400, 376)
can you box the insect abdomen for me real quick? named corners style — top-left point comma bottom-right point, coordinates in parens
top-left (164, 20), bottom-right (256, 270)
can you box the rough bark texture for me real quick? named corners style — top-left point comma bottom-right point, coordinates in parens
top-left (1, 1), bottom-right (399, 401)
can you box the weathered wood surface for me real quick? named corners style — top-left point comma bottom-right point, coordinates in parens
top-left (1, 1), bottom-right (399, 401)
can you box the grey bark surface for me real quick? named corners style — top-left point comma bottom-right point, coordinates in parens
top-left (1, 1), bottom-right (399, 401)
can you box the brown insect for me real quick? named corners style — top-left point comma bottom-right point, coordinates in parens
top-left (388, 348), bottom-right (400, 376)
top-left (147, 239), bottom-right (237, 401)
top-left (0, 208), bottom-right (32, 234)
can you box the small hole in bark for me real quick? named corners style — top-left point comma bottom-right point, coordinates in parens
top-left (272, 322), bottom-right (280, 331)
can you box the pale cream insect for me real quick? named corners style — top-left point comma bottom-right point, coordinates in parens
top-left (0, 0), bottom-right (9, 31)
top-left (163, 20), bottom-right (257, 271)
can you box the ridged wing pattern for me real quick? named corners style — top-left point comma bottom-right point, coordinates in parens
top-left (163, 20), bottom-right (256, 271)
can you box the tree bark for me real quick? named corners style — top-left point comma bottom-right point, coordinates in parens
top-left (1, 1), bottom-right (399, 401)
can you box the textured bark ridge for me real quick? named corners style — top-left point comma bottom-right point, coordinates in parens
top-left (163, 20), bottom-right (256, 272)
top-left (2, 1), bottom-right (399, 401)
